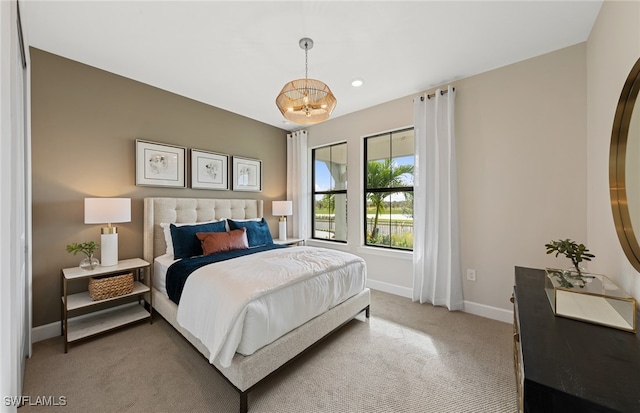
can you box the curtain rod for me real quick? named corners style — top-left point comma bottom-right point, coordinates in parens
top-left (420, 87), bottom-right (455, 101)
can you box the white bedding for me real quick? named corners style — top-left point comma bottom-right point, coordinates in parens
top-left (174, 246), bottom-right (366, 368)
top-left (154, 253), bottom-right (178, 296)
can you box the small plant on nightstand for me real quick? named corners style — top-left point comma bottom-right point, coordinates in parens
top-left (66, 241), bottom-right (100, 270)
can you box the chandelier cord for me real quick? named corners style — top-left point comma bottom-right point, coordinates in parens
top-left (304, 41), bottom-right (309, 80)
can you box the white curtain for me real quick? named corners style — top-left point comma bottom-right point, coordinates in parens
top-left (1, 0), bottom-right (31, 401)
top-left (286, 130), bottom-right (309, 240)
top-left (412, 86), bottom-right (463, 311)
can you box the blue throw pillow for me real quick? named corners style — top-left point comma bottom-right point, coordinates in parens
top-left (227, 218), bottom-right (273, 247)
top-left (170, 221), bottom-right (227, 259)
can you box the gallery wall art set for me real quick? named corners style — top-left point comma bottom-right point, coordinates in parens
top-left (135, 139), bottom-right (262, 192)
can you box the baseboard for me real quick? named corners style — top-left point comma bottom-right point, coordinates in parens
top-left (462, 300), bottom-right (513, 324)
top-left (367, 279), bottom-right (512, 324)
top-left (31, 321), bottom-right (60, 343)
top-left (366, 279), bottom-right (413, 298)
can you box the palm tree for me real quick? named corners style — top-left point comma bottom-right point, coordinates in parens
top-left (366, 159), bottom-right (414, 242)
top-left (318, 193), bottom-right (334, 214)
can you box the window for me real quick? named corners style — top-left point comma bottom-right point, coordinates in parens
top-left (364, 128), bottom-right (414, 250)
top-left (312, 142), bottom-right (348, 242)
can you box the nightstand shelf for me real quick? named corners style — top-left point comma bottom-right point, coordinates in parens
top-left (63, 281), bottom-right (149, 311)
top-left (66, 302), bottom-right (150, 342)
top-left (61, 258), bottom-right (151, 352)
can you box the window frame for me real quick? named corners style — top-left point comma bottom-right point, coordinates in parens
top-left (363, 127), bottom-right (414, 251)
top-left (311, 142), bottom-right (348, 243)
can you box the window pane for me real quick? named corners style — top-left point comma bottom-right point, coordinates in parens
top-left (366, 134), bottom-right (390, 164)
top-left (314, 146), bottom-right (333, 191)
top-left (313, 192), bottom-right (347, 241)
top-left (331, 143), bottom-right (347, 191)
top-left (365, 191), bottom-right (414, 249)
top-left (332, 193), bottom-right (347, 242)
top-left (365, 191), bottom-right (391, 247)
top-left (391, 130), bottom-right (415, 187)
top-left (389, 191), bottom-right (413, 249)
top-left (313, 193), bottom-right (333, 240)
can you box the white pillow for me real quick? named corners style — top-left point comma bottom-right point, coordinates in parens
top-left (160, 220), bottom-right (219, 257)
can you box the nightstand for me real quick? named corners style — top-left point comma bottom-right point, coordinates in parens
top-left (61, 258), bottom-right (151, 352)
top-left (273, 238), bottom-right (305, 246)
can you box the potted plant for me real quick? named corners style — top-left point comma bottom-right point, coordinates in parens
top-left (66, 241), bottom-right (100, 270)
top-left (545, 239), bottom-right (595, 288)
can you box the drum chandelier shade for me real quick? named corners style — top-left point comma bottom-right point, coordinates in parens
top-left (276, 38), bottom-right (337, 125)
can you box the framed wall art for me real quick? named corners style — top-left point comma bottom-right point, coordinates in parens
top-left (190, 149), bottom-right (229, 190)
top-left (232, 156), bottom-right (262, 192)
top-left (135, 140), bottom-right (186, 188)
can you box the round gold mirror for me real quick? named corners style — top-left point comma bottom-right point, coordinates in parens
top-left (610, 57), bottom-right (640, 271)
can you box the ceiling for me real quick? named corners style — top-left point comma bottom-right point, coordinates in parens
top-left (21, 1), bottom-right (603, 131)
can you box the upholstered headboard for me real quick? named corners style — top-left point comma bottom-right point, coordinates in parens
top-left (143, 197), bottom-right (263, 268)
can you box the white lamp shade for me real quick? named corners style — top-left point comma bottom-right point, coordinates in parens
top-left (272, 201), bottom-right (293, 217)
top-left (85, 198), bottom-right (131, 224)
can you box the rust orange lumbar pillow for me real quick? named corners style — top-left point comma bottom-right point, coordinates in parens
top-left (196, 228), bottom-right (249, 256)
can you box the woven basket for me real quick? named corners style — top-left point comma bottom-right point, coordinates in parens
top-left (88, 272), bottom-right (134, 301)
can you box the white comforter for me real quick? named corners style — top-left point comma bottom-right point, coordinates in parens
top-left (176, 246), bottom-right (366, 368)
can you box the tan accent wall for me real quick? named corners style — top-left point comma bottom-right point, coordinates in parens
top-left (586, 0), bottom-right (640, 299)
top-left (307, 43), bottom-right (588, 312)
top-left (31, 48), bottom-right (287, 327)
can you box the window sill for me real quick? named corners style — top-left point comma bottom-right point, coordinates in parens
top-left (306, 239), bottom-right (350, 252)
top-left (356, 246), bottom-right (413, 260)
top-left (306, 240), bottom-right (413, 261)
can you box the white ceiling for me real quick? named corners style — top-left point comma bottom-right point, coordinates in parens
top-left (21, 0), bottom-right (603, 131)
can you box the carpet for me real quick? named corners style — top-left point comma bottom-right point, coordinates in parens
top-left (21, 290), bottom-right (517, 412)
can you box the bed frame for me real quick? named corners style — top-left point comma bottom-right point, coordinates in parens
top-left (143, 197), bottom-right (370, 413)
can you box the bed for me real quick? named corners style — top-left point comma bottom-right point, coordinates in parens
top-left (143, 197), bottom-right (370, 413)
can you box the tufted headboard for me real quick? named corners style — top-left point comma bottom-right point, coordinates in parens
top-left (143, 197), bottom-right (263, 270)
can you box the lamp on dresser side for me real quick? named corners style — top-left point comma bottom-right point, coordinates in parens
top-left (272, 200), bottom-right (293, 241)
top-left (84, 198), bottom-right (131, 266)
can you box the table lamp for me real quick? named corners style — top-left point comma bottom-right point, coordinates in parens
top-left (272, 200), bottom-right (293, 241)
top-left (84, 198), bottom-right (131, 266)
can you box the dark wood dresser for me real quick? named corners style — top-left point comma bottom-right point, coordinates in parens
top-left (513, 266), bottom-right (640, 413)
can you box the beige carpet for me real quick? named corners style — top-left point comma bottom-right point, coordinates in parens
top-left (21, 290), bottom-right (517, 412)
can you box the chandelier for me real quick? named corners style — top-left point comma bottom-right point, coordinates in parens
top-left (276, 38), bottom-right (337, 125)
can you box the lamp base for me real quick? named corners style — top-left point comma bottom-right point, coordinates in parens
top-left (278, 220), bottom-right (287, 241)
top-left (100, 232), bottom-right (118, 266)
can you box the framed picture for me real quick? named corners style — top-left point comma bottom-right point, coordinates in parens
top-left (190, 149), bottom-right (229, 190)
top-left (135, 140), bottom-right (186, 188)
top-left (232, 156), bottom-right (262, 192)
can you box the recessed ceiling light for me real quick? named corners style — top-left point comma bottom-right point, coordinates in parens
top-left (351, 78), bottom-right (364, 87)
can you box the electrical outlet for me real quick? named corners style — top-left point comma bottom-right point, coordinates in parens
top-left (467, 269), bottom-right (477, 282)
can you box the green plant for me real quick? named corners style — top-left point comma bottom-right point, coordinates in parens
top-left (544, 239), bottom-right (595, 275)
top-left (66, 241), bottom-right (99, 258)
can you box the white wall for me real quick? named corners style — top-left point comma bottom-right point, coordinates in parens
top-left (586, 0), bottom-right (640, 300)
top-left (307, 43), bottom-right (588, 319)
